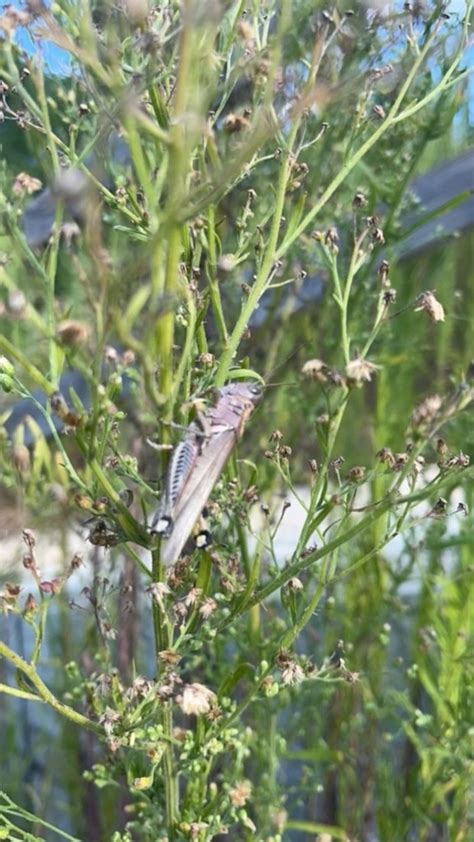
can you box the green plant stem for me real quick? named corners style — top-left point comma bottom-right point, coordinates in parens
top-left (150, 546), bottom-right (179, 835)
top-left (213, 18), bottom-right (466, 386)
top-left (162, 702), bottom-right (178, 836)
top-left (0, 336), bottom-right (54, 394)
top-left (215, 120), bottom-right (300, 386)
top-left (0, 792), bottom-right (82, 841)
top-left (0, 642), bottom-right (101, 735)
top-left (0, 683), bottom-right (43, 702)
top-left (157, 13), bottom-right (194, 424)
top-left (206, 204), bottom-right (229, 342)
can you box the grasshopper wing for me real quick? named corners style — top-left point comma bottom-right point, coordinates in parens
top-left (160, 429), bottom-right (235, 566)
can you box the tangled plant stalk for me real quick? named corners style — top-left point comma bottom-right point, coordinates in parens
top-left (0, 2), bottom-right (473, 840)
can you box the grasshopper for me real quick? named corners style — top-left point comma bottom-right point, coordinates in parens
top-left (150, 382), bottom-right (262, 565)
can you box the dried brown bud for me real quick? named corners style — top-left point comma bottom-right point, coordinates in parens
top-left (24, 593), bottom-right (37, 614)
top-left (378, 259), bottom-right (390, 279)
top-left (382, 288), bottom-right (397, 305)
top-left (198, 352), bottom-right (215, 367)
top-left (57, 320), bottom-right (90, 347)
top-left (50, 391), bottom-right (69, 417)
top-left (428, 498), bottom-right (448, 517)
top-left (324, 227), bottom-right (339, 252)
top-left (223, 113), bottom-right (250, 133)
top-left (158, 649), bottom-right (181, 665)
top-left (436, 438), bottom-right (448, 459)
top-left (40, 578), bottom-right (64, 595)
top-left (270, 429), bottom-right (283, 443)
top-left (308, 459), bottom-right (318, 473)
top-left (393, 452), bottom-right (409, 471)
top-left (279, 445), bottom-right (292, 459)
top-left (22, 529), bottom-right (36, 549)
top-left (372, 104), bottom-right (386, 119)
top-left (371, 226), bottom-right (385, 244)
top-left (376, 447), bottom-right (395, 467)
top-left (445, 451), bottom-right (470, 469)
top-left (12, 444), bottom-right (30, 473)
top-left (348, 465), bottom-right (366, 481)
top-left (70, 553), bottom-right (83, 570)
top-left (353, 191), bottom-right (367, 208)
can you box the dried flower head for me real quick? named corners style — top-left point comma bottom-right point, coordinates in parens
top-left (348, 465), bottom-right (366, 481)
top-left (229, 780), bottom-right (252, 808)
top-left (411, 394), bottom-right (442, 428)
top-left (414, 291), bottom-right (445, 322)
top-left (346, 356), bottom-right (381, 385)
top-left (12, 172), bottom-right (42, 196)
top-left (281, 661), bottom-right (305, 686)
top-left (198, 352), bottom-right (215, 367)
top-left (445, 451), bottom-right (470, 469)
top-left (382, 287), bottom-right (397, 305)
top-left (56, 320), bottom-right (90, 347)
top-left (178, 683), bottom-right (217, 716)
top-left (223, 113), bottom-right (250, 133)
top-left (353, 191), bottom-right (367, 208)
top-left (158, 649), bottom-right (181, 666)
top-left (301, 358), bottom-right (329, 382)
top-left (376, 447), bottom-right (395, 467)
top-left (24, 593), bottom-right (37, 614)
top-left (199, 598), bottom-right (217, 619)
top-left (184, 587), bottom-right (202, 608)
top-left (147, 582), bottom-right (171, 607)
top-left (324, 227), bottom-right (339, 253)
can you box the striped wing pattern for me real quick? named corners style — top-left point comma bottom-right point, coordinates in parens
top-left (152, 382), bottom-right (262, 565)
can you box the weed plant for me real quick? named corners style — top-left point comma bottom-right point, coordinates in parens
top-left (0, 2), bottom-right (472, 840)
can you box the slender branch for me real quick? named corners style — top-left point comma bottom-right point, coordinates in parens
top-left (0, 641), bottom-right (102, 735)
